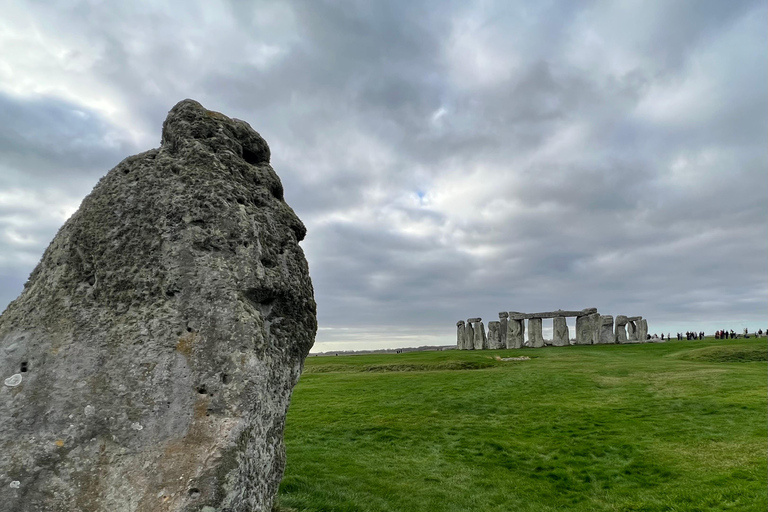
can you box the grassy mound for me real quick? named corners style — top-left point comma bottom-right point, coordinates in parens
top-left (303, 359), bottom-right (497, 373)
top-left (679, 344), bottom-right (767, 363)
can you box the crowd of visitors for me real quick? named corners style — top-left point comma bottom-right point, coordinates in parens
top-left (649, 329), bottom-right (766, 341)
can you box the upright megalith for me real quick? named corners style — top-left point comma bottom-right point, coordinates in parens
top-left (0, 100), bottom-right (317, 512)
top-left (507, 318), bottom-right (525, 349)
top-left (596, 315), bottom-right (615, 344)
top-left (487, 321), bottom-right (502, 349)
top-left (456, 321), bottom-right (466, 350)
top-left (528, 318), bottom-right (544, 348)
top-left (638, 319), bottom-right (649, 342)
top-left (552, 317), bottom-right (569, 347)
top-left (615, 315), bottom-right (629, 344)
top-left (575, 312), bottom-right (599, 345)
top-left (465, 321), bottom-right (475, 350)
top-left (470, 319), bottom-right (487, 350)
top-left (627, 320), bottom-right (638, 341)
top-left (498, 312), bottom-right (508, 348)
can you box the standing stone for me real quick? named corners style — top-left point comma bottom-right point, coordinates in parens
top-left (456, 321), bottom-right (466, 350)
top-left (528, 318), bottom-right (544, 348)
top-left (638, 319), bottom-right (649, 342)
top-left (552, 317), bottom-right (569, 347)
top-left (596, 315), bottom-right (615, 344)
top-left (465, 321), bottom-right (475, 350)
top-left (473, 320), bottom-right (487, 350)
top-left (627, 320), bottom-right (638, 341)
top-left (487, 321), bottom-right (502, 349)
top-left (498, 312), bottom-right (508, 348)
top-left (575, 312), bottom-right (599, 345)
top-left (0, 100), bottom-right (317, 512)
top-left (507, 318), bottom-right (525, 349)
top-left (615, 315), bottom-right (629, 344)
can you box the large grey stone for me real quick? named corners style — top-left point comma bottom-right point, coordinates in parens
top-left (467, 317), bottom-right (481, 323)
top-left (0, 100), bottom-right (317, 512)
top-left (615, 315), bottom-right (628, 344)
top-left (575, 313), bottom-right (599, 345)
top-left (596, 315), bottom-right (615, 344)
top-left (552, 317), bottom-right (569, 347)
top-left (487, 321), bottom-right (502, 349)
top-left (498, 312), bottom-right (508, 348)
top-left (507, 319), bottom-right (525, 349)
top-left (473, 321), bottom-right (487, 350)
top-left (626, 320), bottom-right (639, 342)
top-left (456, 321), bottom-right (466, 350)
top-left (465, 321), bottom-right (475, 350)
top-left (527, 318), bottom-right (544, 348)
top-left (507, 308), bottom-right (598, 320)
top-left (638, 319), bottom-right (649, 342)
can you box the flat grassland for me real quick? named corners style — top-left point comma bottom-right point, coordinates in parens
top-left (278, 338), bottom-right (767, 511)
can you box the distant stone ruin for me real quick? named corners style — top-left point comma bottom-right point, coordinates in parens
top-left (457, 309), bottom-right (649, 349)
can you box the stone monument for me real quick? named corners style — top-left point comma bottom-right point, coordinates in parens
top-left (0, 99), bottom-right (317, 512)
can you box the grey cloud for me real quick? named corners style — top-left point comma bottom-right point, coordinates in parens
top-left (1, 0), bottom-right (765, 344)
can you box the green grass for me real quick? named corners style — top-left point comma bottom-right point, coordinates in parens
top-left (278, 337), bottom-right (768, 512)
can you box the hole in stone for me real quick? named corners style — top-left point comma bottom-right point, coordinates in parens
top-left (236, 197), bottom-right (245, 205)
top-left (221, 373), bottom-right (231, 385)
top-left (269, 181), bottom-right (284, 200)
top-left (242, 147), bottom-right (262, 165)
top-left (20, 362), bottom-right (28, 373)
top-left (243, 241), bottom-right (250, 248)
top-left (206, 409), bottom-right (212, 417)
top-left (261, 257), bottom-right (277, 268)
top-left (188, 488), bottom-right (200, 499)
top-left (86, 275), bottom-right (96, 286)
top-left (186, 326), bottom-right (194, 333)
top-left (197, 385), bottom-right (207, 395)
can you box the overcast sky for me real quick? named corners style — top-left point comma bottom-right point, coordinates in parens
top-left (1, 0), bottom-right (766, 351)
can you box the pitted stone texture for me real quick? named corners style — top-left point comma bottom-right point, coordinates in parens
top-left (456, 321), bottom-right (466, 350)
top-left (615, 315), bottom-right (628, 344)
top-left (552, 317), bottom-right (569, 347)
top-left (0, 100), bottom-right (317, 512)
top-left (527, 318), bottom-right (544, 348)
top-left (487, 321), bottom-right (502, 349)
top-left (575, 313), bottom-right (599, 345)
top-left (507, 319), bottom-right (525, 349)
top-left (596, 315), bottom-right (615, 344)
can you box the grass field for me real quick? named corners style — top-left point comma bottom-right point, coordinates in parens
top-left (277, 337), bottom-right (767, 512)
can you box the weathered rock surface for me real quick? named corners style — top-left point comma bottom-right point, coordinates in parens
top-left (0, 100), bottom-right (317, 512)
top-left (626, 319), bottom-right (639, 342)
top-left (456, 321), bottom-right (466, 350)
top-left (473, 321), bottom-right (487, 350)
top-left (638, 319), bottom-right (649, 342)
top-left (507, 319), bottom-right (524, 349)
top-left (552, 317), bottom-right (569, 347)
top-left (575, 312), bottom-right (599, 345)
top-left (596, 315), bottom-right (615, 344)
top-left (527, 318), bottom-right (544, 348)
top-left (487, 321), bottom-right (502, 349)
top-left (465, 321), bottom-right (475, 350)
top-left (498, 312), bottom-right (508, 348)
top-left (615, 315), bottom-right (628, 344)
top-left (507, 308), bottom-right (597, 320)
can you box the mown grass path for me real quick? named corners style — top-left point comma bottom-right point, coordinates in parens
top-left (278, 338), bottom-right (767, 511)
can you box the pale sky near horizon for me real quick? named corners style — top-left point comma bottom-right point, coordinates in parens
top-left (0, 0), bottom-right (766, 352)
